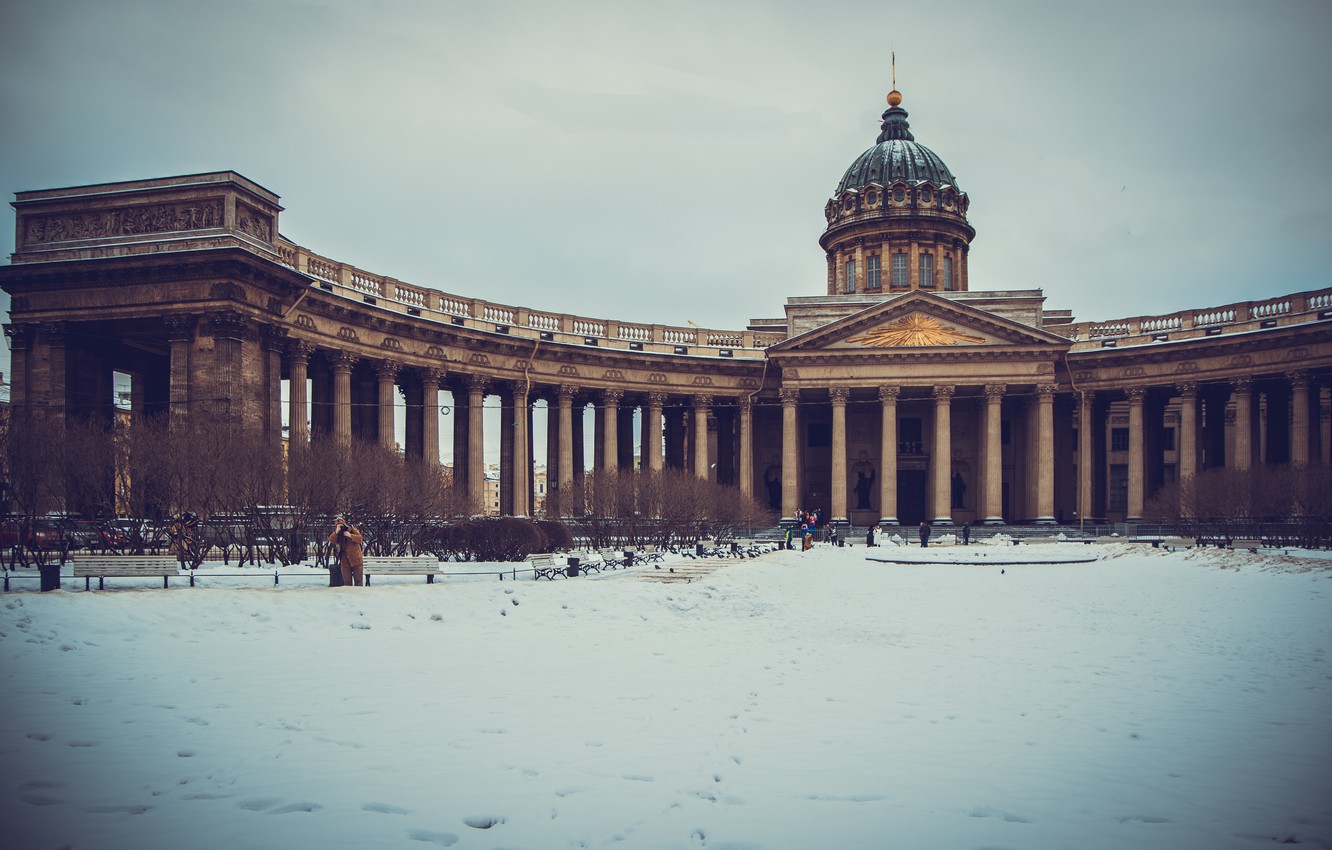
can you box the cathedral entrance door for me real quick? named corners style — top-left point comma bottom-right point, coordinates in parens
top-left (897, 470), bottom-right (927, 526)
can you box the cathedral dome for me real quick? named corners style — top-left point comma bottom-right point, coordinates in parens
top-left (834, 99), bottom-right (960, 194)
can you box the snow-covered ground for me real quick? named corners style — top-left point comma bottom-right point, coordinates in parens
top-left (2, 543), bottom-right (1329, 850)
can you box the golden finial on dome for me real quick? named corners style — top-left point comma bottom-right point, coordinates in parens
top-left (886, 50), bottom-right (902, 107)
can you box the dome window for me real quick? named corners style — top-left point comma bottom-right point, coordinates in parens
top-left (920, 188), bottom-right (932, 204)
top-left (866, 191), bottom-right (878, 206)
top-left (893, 187), bottom-right (906, 203)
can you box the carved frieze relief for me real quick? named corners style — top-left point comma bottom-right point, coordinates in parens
top-left (336, 326), bottom-right (358, 342)
top-left (647, 373), bottom-right (668, 384)
top-left (602, 369), bottom-right (625, 381)
top-left (425, 345), bottom-right (447, 359)
top-left (295, 314), bottom-right (316, 330)
top-left (21, 198), bottom-right (224, 245)
top-left (691, 376), bottom-right (714, 386)
top-left (235, 203), bottom-right (274, 243)
top-left (468, 353), bottom-right (490, 366)
top-left (1174, 361), bottom-right (1199, 373)
top-left (381, 337), bottom-right (403, 351)
top-left (1283, 347), bottom-right (1310, 361)
top-left (558, 365), bottom-right (579, 377)
top-left (1119, 366), bottom-right (1145, 379)
top-left (1229, 354), bottom-right (1253, 368)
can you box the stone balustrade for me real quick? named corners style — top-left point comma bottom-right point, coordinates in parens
top-left (277, 237), bottom-right (785, 357)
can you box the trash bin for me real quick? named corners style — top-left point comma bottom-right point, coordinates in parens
top-left (567, 558), bottom-right (580, 578)
top-left (623, 550), bottom-right (634, 567)
top-left (696, 542), bottom-right (704, 557)
top-left (39, 563), bottom-right (62, 592)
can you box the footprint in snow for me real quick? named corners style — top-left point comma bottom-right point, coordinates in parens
top-left (237, 797), bottom-right (285, 812)
top-left (363, 802), bottom-right (411, 815)
top-left (26, 732), bottom-right (50, 742)
top-left (408, 830), bottom-right (459, 845)
top-left (463, 815), bottom-right (505, 829)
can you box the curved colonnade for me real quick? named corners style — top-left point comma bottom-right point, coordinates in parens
top-left (2, 172), bottom-right (1331, 526)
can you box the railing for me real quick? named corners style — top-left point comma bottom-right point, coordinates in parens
top-left (1064, 285), bottom-right (1332, 351)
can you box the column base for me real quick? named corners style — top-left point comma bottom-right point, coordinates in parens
top-left (931, 518), bottom-right (955, 526)
top-left (982, 517), bottom-right (1006, 526)
top-left (878, 518), bottom-right (900, 527)
top-left (1033, 517), bottom-right (1057, 525)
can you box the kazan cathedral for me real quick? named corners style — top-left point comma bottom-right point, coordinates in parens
top-left (3, 85), bottom-right (1330, 529)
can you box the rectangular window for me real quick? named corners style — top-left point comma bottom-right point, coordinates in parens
top-left (1162, 428), bottom-right (1176, 451)
top-left (1111, 427), bottom-right (1129, 452)
top-left (942, 256), bottom-right (954, 290)
top-left (866, 255), bottom-right (881, 289)
top-left (919, 253), bottom-right (934, 288)
top-left (845, 260), bottom-right (857, 293)
top-left (892, 253), bottom-right (909, 287)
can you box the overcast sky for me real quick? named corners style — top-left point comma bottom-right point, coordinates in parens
top-left (2, 0), bottom-right (1330, 350)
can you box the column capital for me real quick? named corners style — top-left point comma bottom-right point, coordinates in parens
top-left (420, 367), bottom-right (444, 387)
top-left (1286, 370), bottom-right (1310, 389)
top-left (558, 384), bottom-right (580, 404)
top-left (261, 324), bottom-right (289, 352)
top-left (878, 385), bottom-right (899, 403)
top-left (602, 387), bottom-right (624, 405)
top-left (1125, 386), bottom-right (1147, 403)
top-left (932, 385), bottom-right (955, 402)
top-left (468, 374), bottom-right (488, 393)
top-left (330, 351), bottom-right (358, 373)
top-left (287, 338), bottom-right (316, 363)
top-left (375, 359), bottom-right (401, 381)
top-left (830, 387), bottom-right (851, 405)
top-left (1077, 388), bottom-right (1094, 405)
top-left (1036, 383), bottom-right (1057, 399)
top-left (737, 394), bottom-right (754, 412)
top-left (1175, 381), bottom-right (1199, 398)
top-left (984, 383), bottom-right (1006, 401)
top-left (1231, 376), bottom-right (1253, 393)
top-left (164, 314), bottom-right (197, 342)
top-left (693, 393), bottom-right (713, 409)
top-left (41, 321), bottom-right (68, 346)
top-left (647, 391), bottom-right (668, 407)
top-left (780, 387), bottom-right (800, 405)
top-left (206, 310), bottom-right (247, 340)
top-left (4, 323), bottom-right (34, 349)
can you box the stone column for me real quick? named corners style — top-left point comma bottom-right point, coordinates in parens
top-left (738, 396), bottom-right (754, 499)
top-left (646, 392), bottom-right (666, 472)
top-left (601, 389), bottom-right (622, 472)
top-left (1176, 382), bottom-right (1199, 485)
top-left (1289, 372), bottom-right (1310, 465)
top-left (286, 341), bottom-right (312, 446)
top-left (1035, 384), bottom-right (1056, 524)
top-left (452, 385), bottom-right (469, 491)
top-left (421, 368), bottom-right (442, 467)
top-left (1231, 378), bottom-right (1253, 471)
top-left (166, 315), bottom-right (196, 423)
top-left (781, 388), bottom-right (800, 518)
top-left (830, 388), bottom-right (850, 520)
top-left (1126, 387), bottom-right (1146, 522)
top-left (1321, 385), bottom-right (1332, 465)
top-left (983, 384), bottom-right (1005, 524)
top-left (512, 383), bottom-right (530, 515)
top-left (878, 386), bottom-right (899, 525)
top-left (331, 352), bottom-right (356, 445)
top-left (208, 312), bottom-right (246, 426)
top-left (558, 386), bottom-right (576, 516)
top-left (376, 360), bottom-right (400, 451)
top-left (693, 394), bottom-right (712, 479)
top-left (852, 243), bottom-right (864, 294)
top-left (261, 326), bottom-right (288, 438)
top-left (467, 376), bottom-right (486, 512)
top-left (4, 325), bottom-right (31, 409)
top-left (1077, 391), bottom-right (1093, 528)
top-left (931, 385), bottom-right (955, 524)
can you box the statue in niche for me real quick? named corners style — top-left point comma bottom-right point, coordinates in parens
top-left (853, 461), bottom-right (875, 510)
top-left (951, 472), bottom-right (967, 509)
top-left (764, 464), bottom-right (782, 510)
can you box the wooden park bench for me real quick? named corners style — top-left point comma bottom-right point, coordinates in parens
top-left (71, 556), bottom-right (186, 590)
top-left (597, 549), bottom-right (625, 570)
top-left (529, 553), bottom-right (571, 580)
top-left (1161, 537), bottom-right (1196, 551)
top-left (1230, 538), bottom-right (1262, 553)
top-left (362, 556), bottom-right (444, 585)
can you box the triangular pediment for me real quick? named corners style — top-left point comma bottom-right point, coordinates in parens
top-left (769, 290), bottom-right (1071, 354)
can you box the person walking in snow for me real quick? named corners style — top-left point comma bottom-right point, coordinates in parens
top-left (919, 521), bottom-right (930, 548)
top-left (961, 522), bottom-right (971, 545)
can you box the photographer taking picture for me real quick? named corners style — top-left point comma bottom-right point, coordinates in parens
top-left (327, 516), bottom-right (365, 587)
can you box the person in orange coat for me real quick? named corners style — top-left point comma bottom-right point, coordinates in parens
top-left (328, 517), bottom-right (365, 586)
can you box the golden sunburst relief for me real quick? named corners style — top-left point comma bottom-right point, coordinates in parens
top-left (846, 313), bottom-right (987, 347)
